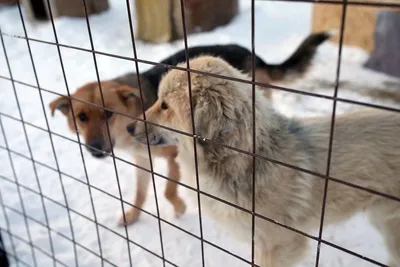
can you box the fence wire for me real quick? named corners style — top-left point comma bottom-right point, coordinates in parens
top-left (0, 0), bottom-right (399, 267)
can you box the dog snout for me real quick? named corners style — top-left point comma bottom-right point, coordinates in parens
top-left (127, 122), bottom-right (136, 136)
top-left (89, 140), bottom-right (103, 150)
top-left (87, 140), bottom-right (107, 158)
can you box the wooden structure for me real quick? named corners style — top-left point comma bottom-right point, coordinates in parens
top-left (311, 0), bottom-right (399, 52)
top-left (135, 0), bottom-right (239, 43)
top-left (20, 0), bottom-right (109, 21)
top-left (0, 0), bottom-right (17, 4)
top-left (365, 10), bottom-right (400, 79)
top-left (134, 0), bottom-right (172, 43)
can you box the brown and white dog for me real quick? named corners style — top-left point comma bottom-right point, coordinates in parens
top-left (49, 32), bottom-right (330, 225)
top-left (128, 56), bottom-right (400, 266)
top-left (49, 81), bottom-right (186, 225)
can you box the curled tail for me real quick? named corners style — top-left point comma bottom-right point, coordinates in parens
top-left (264, 31), bottom-right (332, 82)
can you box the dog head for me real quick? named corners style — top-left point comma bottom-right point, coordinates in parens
top-left (128, 56), bottom-right (260, 156)
top-left (50, 81), bottom-right (144, 158)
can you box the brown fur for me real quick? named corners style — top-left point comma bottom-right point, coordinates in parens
top-left (49, 81), bottom-right (186, 225)
top-left (129, 56), bottom-right (400, 267)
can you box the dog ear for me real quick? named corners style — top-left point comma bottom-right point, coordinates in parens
top-left (193, 101), bottom-right (212, 144)
top-left (193, 94), bottom-right (232, 146)
top-left (116, 85), bottom-right (142, 103)
top-left (49, 96), bottom-right (70, 117)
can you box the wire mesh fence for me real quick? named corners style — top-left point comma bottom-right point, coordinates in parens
top-left (0, 0), bottom-right (400, 267)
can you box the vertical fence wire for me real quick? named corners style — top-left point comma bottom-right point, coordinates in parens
top-left (1, 24), bottom-right (50, 267)
top-left (0, 30), bottom-right (19, 267)
top-left (250, 0), bottom-right (257, 265)
top-left (314, 0), bottom-right (348, 266)
top-left (0, 117), bottom-right (38, 267)
top-left (122, 1), bottom-right (167, 265)
top-left (1, 0), bottom-right (399, 266)
top-left (179, 0), bottom-right (206, 266)
top-left (43, 0), bottom-right (106, 265)
top-left (15, 1), bottom-right (82, 266)
top-left (78, 0), bottom-right (136, 264)
top-left (0, 180), bottom-right (19, 267)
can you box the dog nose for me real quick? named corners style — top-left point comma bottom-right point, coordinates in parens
top-left (127, 123), bottom-right (135, 135)
top-left (89, 140), bottom-right (103, 151)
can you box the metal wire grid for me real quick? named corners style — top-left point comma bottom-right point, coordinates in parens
top-left (0, 0), bottom-right (399, 267)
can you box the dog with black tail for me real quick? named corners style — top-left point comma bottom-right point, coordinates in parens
top-left (129, 56), bottom-right (400, 267)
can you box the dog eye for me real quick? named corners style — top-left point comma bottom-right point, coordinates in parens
top-left (78, 112), bottom-right (88, 122)
top-left (161, 101), bottom-right (168, 110)
top-left (104, 110), bottom-right (113, 120)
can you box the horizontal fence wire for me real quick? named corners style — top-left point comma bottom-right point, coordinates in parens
top-left (121, 0), bottom-right (167, 265)
top-left (1, 108), bottom-right (399, 207)
top-left (0, 82), bottom-right (399, 205)
top-left (1, 32), bottom-right (400, 114)
top-left (1, 24), bottom-right (41, 267)
top-left (40, 0), bottom-right (106, 266)
top-left (77, 0), bottom-right (134, 265)
top-left (179, 0), bottom-right (206, 266)
top-left (15, 1), bottom-right (78, 266)
top-left (0, 187), bottom-right (19, 267)
top-left (0, 129), bottom-right (395, 267)
top-left (0, 0), bottom-right (399, 266)
top-left (0, 170), bottom-right (390, 267)
top-left (0, 171), bottom-right (256, 267)
top-left (0, 173), bottom-right (179, 267)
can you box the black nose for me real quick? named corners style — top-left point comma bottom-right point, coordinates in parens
top-left (87, 140), bottom-right (105, 157)
top-left (89, 140), bottom-right (103, 151)
top-left (127, 123), bottom-right (135, 135)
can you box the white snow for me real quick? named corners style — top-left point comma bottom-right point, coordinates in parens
top-left (0, 1), bottom-right (399, 267)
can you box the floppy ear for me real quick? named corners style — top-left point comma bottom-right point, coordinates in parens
top-left (116, 85), bottom-right (142, 103)
top-left (49, 96), bottom-right (70, 117)
top-left (193, 94), bottom-right (233, 146)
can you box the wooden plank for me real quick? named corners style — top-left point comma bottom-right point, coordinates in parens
top-left (312, 0), bottom-right (400, 52)
top-left (135, 0), bottom-right (172, 43)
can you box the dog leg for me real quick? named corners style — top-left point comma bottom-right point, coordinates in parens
top-left (384, 216), bottom-right (400, 267)
top-left (118, 155), bottom-right (151, 226)
top-left (165, 156), bottom-right (186, 217)
top-left (256, 234), bottom-right (308, 267)
top-left (368, 201), bottom-right (400, 266)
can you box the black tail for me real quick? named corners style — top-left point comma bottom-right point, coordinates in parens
top-left (265, 31), bottom-right (332, 81)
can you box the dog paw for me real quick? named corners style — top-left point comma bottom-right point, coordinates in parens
top-left (174, 199), bottom-right (187, 218)
top-left (118, 210), bottom-right (140, 226)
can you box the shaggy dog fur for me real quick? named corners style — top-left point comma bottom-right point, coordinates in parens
top-left (128, 56), bottom-right (400, 267)
top-left (49, 31), bottom-right (330, 225)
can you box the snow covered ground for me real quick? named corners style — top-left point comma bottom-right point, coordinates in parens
top-left (0, 0), bottom-right (399, 267)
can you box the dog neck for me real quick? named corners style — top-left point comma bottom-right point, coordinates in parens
top-left (177, 106), bottom-right (301, 198)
